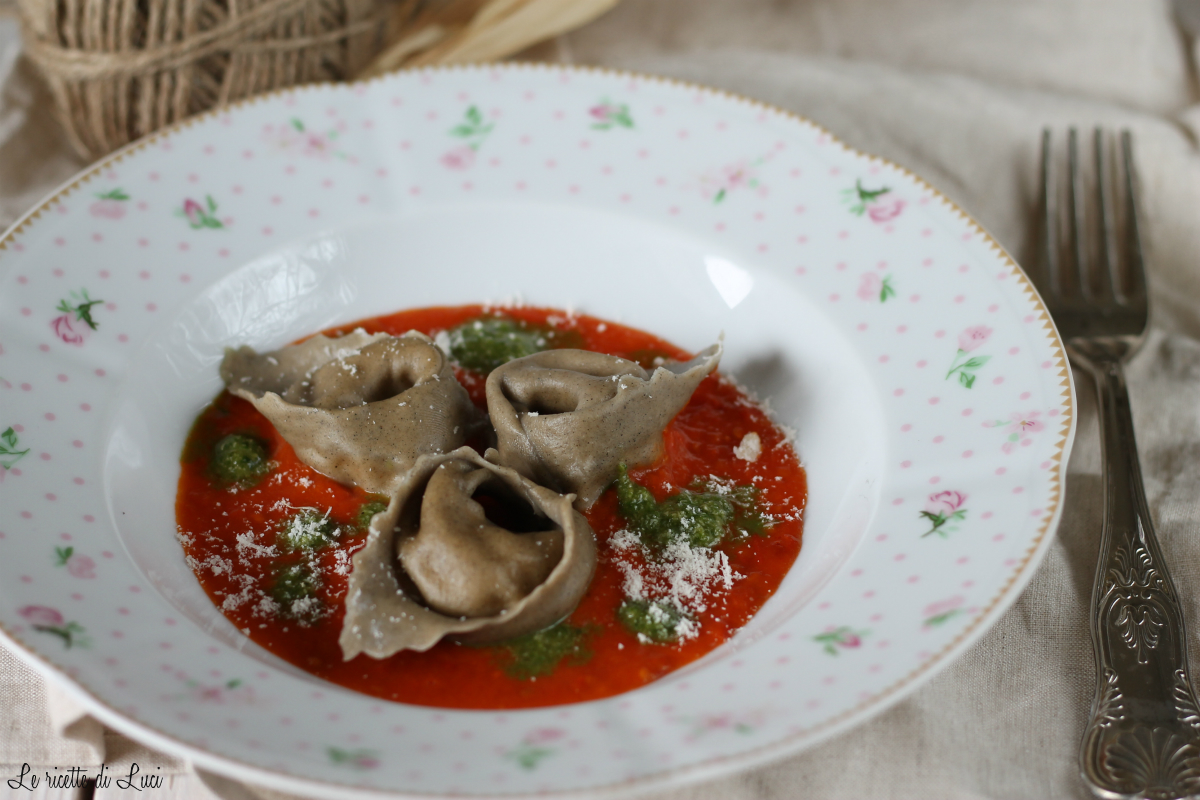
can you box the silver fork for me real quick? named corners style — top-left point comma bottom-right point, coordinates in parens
top-left (1036, 128), bottom-right (1200, 798)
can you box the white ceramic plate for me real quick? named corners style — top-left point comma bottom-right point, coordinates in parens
top-left (0, 64), bottom-right (1073, 798)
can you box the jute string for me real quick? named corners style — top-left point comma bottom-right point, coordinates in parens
top-left (13, 0), bottom-right (620, 164)
top-left (17, 0), bottom-right (391, 159)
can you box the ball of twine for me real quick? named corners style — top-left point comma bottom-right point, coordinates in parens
top-left (18, 0), bottom-right (391, 160)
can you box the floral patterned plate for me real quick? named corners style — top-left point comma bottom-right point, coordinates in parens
top-left (0, 64), bottom-right (1073, 798)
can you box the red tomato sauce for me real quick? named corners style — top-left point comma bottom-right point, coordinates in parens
top-left (175, 305), bottom-right (806, 709)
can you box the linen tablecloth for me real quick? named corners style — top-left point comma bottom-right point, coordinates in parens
top-left (4, 1), bottom-right (1200, 798)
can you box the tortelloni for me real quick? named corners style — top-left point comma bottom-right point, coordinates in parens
top-left (220, 330), bottom-right (482, 495)
top-left (339, 447), bottom-right (597, 659)
top-left (485, 344), bottom-right (722, 509)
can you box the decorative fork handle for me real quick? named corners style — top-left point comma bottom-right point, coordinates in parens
top-left (1071, 341), bottom-right (1200, 799)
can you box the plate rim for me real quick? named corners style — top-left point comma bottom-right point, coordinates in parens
top-left (0, 60), bottom-right (1076, 799)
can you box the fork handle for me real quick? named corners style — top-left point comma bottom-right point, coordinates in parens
top-left (1071, 342), bottom-right (1200, 799)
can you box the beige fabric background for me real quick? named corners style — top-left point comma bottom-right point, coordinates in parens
top-left (3, 1), bottom-right (1200, 798)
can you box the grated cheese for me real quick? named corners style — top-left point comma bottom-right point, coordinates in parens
top-left (734, 432), bottom-right (762, 462)
top-left (608, 527), bottom-right (742, 642)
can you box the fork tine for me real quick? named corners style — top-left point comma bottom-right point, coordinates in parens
top-left (1093, 127), bottom-right (1118, 301)
top-left (1039, 128), bottom-right (1060, 297)
top-left (1067, 127), bottom-right (1091, 300)
top-left (1120, 130), bottom-right (1148, 308)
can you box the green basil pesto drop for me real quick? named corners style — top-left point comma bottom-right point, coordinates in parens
top-left (355, 499), bottom-right (388, 531)
top-left (269, 562), bottom-right (325, 623)
top-left (210, 434), bottom-right (271, 486)
top-left (615, 464), bottom-right (734, 548)
top-left (498, 622), bottom-right (592, 680)
top-left (615, 465), bottom-right (777, 549)
top-left (448, 316), bottom-right (546, 373)
top-left (617, 599), bottom-right (691, 643)
top-left (691, 478), bottom-right (776, 540)
top-left (276, 509), bottom-right (340, 553)
top-left (446, 314), bottom-right (584, 374)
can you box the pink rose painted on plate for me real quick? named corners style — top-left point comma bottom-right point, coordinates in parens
top-left (946, 325), bottom-right (992, 388)
top-left (18, 606), bottom-right (61, 627)
top-left (867, 196), bottom-right (905, 222)
top-left (440, 145), bottom-right (477, 170)
top-left (264, 118), bottom-right (349, 161)
top-left (179, 196), bottom-right (224, 230)
top-left (175, 677), bottom-right (256, 705)
top-left (524, 727), bottom-right (566, 745)
top-left (505, 727), bottom-right (566, 770)
top-left (1, 427), bottom-right (30, 477)
top-left (920, 490), bottom-right (968, 538)
top-left (441, 106), bottom-right (494, 169)
top-left (51, 289), bottom-right (103, 345)
top-left (327, 746), bottom-right (380, 770)
top-left (681, 708), bottom-right (768, 742)
top-left (89, 188), bottom-right (129, 219)
top-left (712, 161), bottom-right (752, 202)
top-left (589, 98), bottom-right (633, 130)
top-left (183, 199), bottom-right (202, 226)
top-left (958, 326), bottom-right (992, 352)
top-left (923, 596), bottom-right (973, 628)
top-left (54, 546), bottom-right (96, 579)
top-left (843, 180), bottom-right (904, 222)
top-left (51, 314), bottom-right (84, 345)
top-left (18, 605), bottom-right (89, 648)
top-left (302, 131), bottom-right (336, 159)
top-left (985, 411), bottom-right (1047, 453)
top-left (857, 272), bottom-right (895, 303)
top-left (813, 626), bottom-right (868, 656)
top-left (699, 155), bottom-right (768, 203)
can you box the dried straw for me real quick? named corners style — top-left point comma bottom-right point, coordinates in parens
top-left (360, 0), bottom-right (619, 77)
